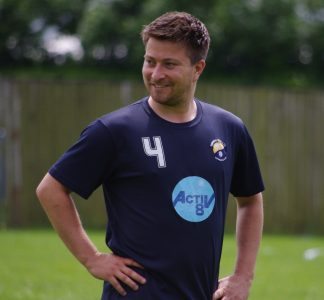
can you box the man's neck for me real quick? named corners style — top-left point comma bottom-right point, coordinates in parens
top-left (148, 97), bottom-right (197, 123)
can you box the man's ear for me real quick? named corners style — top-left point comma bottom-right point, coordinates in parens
top-left (193, 59), bottom-right (206, 81)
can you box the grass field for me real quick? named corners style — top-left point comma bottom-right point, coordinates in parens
top-left (0, 230), bottom-right (323, 300)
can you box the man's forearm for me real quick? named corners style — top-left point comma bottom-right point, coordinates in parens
top-left (36, 173), bottom-right (99, 266)
top-left (234, 193), bottom-right (264, 280)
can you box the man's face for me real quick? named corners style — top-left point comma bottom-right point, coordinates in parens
top-left (142, 38), bottom-right (204, 107)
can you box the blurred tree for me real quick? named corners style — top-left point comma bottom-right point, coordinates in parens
top-left (78, 0), bottom-right (148, 66)
top-left (0, 0), bottom-right (36, 64)
top-left (0, 0), bottom-right (86, 65)
top-left (207, 0), bottom-right (300, 75)
top-left (294, 0), bottom-right (324, 74)
top-left (0, 0), bottom-right (323, 83)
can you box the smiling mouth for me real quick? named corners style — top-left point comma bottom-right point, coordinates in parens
top-left (151, 83), bottom-right (170, 88)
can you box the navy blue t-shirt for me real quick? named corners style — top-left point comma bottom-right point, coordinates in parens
top-left (49, 98), bottom-right (264, 300)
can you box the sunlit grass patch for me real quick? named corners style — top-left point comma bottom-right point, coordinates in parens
top-left (1, 230), bottom-right (323, 300)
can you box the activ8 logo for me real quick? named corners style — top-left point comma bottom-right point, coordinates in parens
top-left (172, 176), bottom-right (215, 222)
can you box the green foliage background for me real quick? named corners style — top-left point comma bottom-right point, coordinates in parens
top-left (1, 0), bottom-right (324, 86)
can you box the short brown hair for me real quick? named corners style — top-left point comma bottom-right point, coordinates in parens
top-left (141, 11), bottom-right (210, 64)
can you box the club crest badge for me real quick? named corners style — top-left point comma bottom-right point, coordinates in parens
top-left (210, 139), bottom-right (227, 161)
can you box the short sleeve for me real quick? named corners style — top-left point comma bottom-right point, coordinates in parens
top-left (230, 124), bottom-right (265, 197)
top-left (49, 120), bottom-right (115, 199)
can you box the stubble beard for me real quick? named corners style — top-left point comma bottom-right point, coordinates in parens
top-left (147, 82), bottom-right (189, 108)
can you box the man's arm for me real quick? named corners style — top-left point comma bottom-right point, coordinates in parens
top-left (213, 192), bottom-right (263, 300)
top-left (36, 173), bottom-right (146, 296)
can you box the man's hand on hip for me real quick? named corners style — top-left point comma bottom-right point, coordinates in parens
top-left (85, 252), bottom-right (146, 296)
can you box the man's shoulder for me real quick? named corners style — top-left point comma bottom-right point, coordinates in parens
top-left (198, 99), bottom-right (243, 126)
top-left (99, 97), bottom-right (147, 126)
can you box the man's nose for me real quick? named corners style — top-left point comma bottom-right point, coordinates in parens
top-left (151, 64), bottom-right (165, 81)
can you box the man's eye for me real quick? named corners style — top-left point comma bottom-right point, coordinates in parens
top-left (166, 62), bottom-right (175, 68)
top-left (145, 59), bottom-right (154, 65)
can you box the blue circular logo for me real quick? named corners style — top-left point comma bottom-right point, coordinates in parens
top-left (172, 176), bottom-right (215, 222)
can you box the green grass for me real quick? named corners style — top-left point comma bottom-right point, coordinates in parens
top-left (1, 230), bottom-right (323, 300)
top-left (221, 235), bottom-right (324, 299)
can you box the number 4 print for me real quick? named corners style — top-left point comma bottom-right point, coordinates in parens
top-left (142, 136), bottom-right (166, 168)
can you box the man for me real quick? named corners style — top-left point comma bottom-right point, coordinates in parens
top-left (36, 11), bottom-right (264, 300)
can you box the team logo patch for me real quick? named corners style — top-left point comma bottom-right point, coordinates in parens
top-left (210, 139), bottom-right (227, 161)
top-left (172, 176), bottom-right (215, 222)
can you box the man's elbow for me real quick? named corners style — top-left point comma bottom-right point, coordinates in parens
top-left (36, 177), bottom-right (49, 203)
top-left (35, 173), bottom-right (61, 202)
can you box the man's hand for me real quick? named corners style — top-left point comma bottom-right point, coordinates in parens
top-left (85, 252), bottom-right (146, 296)
top-left (212, 274), bottom-right (252, 300)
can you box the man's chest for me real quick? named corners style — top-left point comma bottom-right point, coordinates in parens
top-left (112, 125), bottom-right (235, 182)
